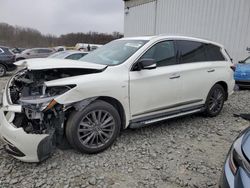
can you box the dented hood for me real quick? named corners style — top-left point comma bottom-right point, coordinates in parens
top-left (14, 58), bottom-right (107, 70)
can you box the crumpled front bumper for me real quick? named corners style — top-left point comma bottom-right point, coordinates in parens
top-left (0, 88), bottom-right (52, 162)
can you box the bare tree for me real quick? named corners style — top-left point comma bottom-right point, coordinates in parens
top-left (0, 22), bottom-right (123, 48)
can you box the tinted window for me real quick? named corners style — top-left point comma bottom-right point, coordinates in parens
top-left (177, 40), bottom-right (206, 63)
top-left (205, 44), bottom-right (225, 61)
top-left (66, 53), bottom-right (87, 60)
top-left (244, 57), bottom-right (250, 64)
top-left (140, 41), bottom-right (176, 67)
top-left (38, 49), bottom-right (52, 53)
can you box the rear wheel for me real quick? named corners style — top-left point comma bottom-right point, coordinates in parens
top-left (66, 100), bottom-right (121, 154)
top-left (204, 84), bottom-right (226, 117)
top-left (0, 64), bottom-right (6, 77)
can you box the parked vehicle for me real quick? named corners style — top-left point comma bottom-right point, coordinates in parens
top-left (0, 46), bottom-right (17, 77)
top-left (15, 48), bottom-right (55, 61)
top-left (48, 50), bottom-right (88, 60)
top-left (11, 47), bottom-right (26, 54)
top-left (0, 35), bottom-right (235, 162)
top-left (220, 126), bottom-right (250, 188)
top-left (234, 56), bottom-right (250, 89)
top-left (75, 43), bottom-right (103, 51)
top-left (54, 46), bottom-right (66, 52)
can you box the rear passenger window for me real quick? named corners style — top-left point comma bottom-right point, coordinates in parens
top-left (140, 41), bottom-right (176, 67)
top-left (38, 49), bottom-right (52, 53)
top-left (177, 40), bottom-right (206, 63)
top-left (205, 44), bottom-right (225, 61)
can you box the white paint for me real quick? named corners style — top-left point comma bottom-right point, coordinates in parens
top-left (1, 35), bottom-right (235, 162)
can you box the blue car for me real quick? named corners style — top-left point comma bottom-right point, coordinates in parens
top-left (234, 56), bottom-right (250, 88)
top-left (220, 125), bottom-right (250, 188)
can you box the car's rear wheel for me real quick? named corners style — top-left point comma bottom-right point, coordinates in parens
top-left (204, 84), bottom-right (226, 117)
top-left (66, 100), bottom-right (121, 154)
top-left (0, 64), bottom-right (6, 77)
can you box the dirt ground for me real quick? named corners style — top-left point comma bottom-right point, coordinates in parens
top-left (0, 72), bottom-right (249, 188)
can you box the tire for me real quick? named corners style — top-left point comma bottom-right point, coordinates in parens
top-left (0, 64), bottom-right (6, 77)
top-left (66, 100), bottom-right (121, 154)
top-left (203, 84), bottom-right (226, 117)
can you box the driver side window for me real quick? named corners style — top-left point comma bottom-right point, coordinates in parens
top-left (140, 41), bottom-right (176, 67)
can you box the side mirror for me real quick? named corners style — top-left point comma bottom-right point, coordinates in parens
top-left (138, 58), bottom-right (157, 70)
top-left (26, 53), bottom-right (30, 56)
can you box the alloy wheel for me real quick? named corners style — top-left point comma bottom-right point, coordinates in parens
top-left (208, 88), bottom-right (224, 114)
top-left (77, 110), bottom-right (115, 149)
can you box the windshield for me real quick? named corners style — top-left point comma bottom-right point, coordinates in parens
top-left (49, 51), bottom-right (68, 59)
top-left (79, 39), bottom-right (148, 65)
top-left (244, 57), bottom-right (250, 64)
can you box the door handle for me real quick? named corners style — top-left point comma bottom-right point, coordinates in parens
top-left (169, 74), bottom-right (180, 79)
top-left (207, 69), bottom-right (215, 73)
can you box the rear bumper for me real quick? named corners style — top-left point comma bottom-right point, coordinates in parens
top-left (235, 81), bottom-right (250, 88)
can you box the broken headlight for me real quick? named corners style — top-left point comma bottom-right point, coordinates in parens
top-left (19, 85), bottom-right (76, 112)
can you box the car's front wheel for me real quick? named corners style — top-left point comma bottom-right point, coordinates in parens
top-left (204, 84), bottom-right (226, 117)
top-left (66, 100), bottom-right (121, 154)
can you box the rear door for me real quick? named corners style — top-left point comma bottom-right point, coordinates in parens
top-left (37, 49), bottom-right (53, 58)
top-left (176, 40), bottom-right (226, 104)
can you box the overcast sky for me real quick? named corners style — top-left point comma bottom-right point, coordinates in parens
top-left (0, 0), bottom-right (124, 36)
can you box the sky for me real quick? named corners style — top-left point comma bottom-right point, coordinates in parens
top-left (0, 0), bottom-right (124, 36)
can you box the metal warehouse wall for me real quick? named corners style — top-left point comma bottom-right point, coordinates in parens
top-left (124, 1), bottom-right (156, 37)
top-left (124, 0), bottom-right (250, 62)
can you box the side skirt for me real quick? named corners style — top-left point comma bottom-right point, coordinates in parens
top-left (129, 104), bottom-right (205, 129)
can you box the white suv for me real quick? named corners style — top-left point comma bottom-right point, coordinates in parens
top-left (0, 36), bottom-right (234, 162)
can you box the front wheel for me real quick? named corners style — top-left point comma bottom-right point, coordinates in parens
top-left (66, 100), bottom-right (121, 154)
top-left (203, 84), bottom-right (226, 117)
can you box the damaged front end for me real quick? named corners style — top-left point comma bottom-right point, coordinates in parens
top-left (0, 67), bottom-right (101, 162)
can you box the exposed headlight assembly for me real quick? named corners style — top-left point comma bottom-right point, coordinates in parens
top-left (19, 85), bottom-right (76, 112)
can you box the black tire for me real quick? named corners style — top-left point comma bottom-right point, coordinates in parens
top-left (66, 100), bottom-right (121, 154)
top-left (203, 84), bottom-right (226, 117)
top-left (0, 64), bottom-right (6, 77)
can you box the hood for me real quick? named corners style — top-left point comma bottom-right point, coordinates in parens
top-left (14, 58), bottom-right (107, 70)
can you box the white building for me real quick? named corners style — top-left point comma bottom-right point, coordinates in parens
top-left (123, 0), bottom-right (250, 62)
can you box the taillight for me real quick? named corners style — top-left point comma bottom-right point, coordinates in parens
top-left (230, 65), bottom-right (236, 72)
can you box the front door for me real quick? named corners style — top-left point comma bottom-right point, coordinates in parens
top-left (129, 40), bottom-right (182, 119)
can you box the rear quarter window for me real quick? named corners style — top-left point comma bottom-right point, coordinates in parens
top-left (176, 40), bottom-right (207, 63)
top-left (205, 44), bottom-right (226, 61)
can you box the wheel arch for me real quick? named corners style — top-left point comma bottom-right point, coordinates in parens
top-left (97, 96), bottom-right (126, 129)
top-left (66, 96), bottom-right (127, 129)
top-left (214, 81), bottom-right (228, 101)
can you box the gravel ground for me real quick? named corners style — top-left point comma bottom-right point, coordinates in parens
top-left (0, 73), bottom-right (250, 188)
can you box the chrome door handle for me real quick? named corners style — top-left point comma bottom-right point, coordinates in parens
top-left (207, 69), bottom-right (215, 73)
top-left (169, 75), bottom-right (180, 79)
